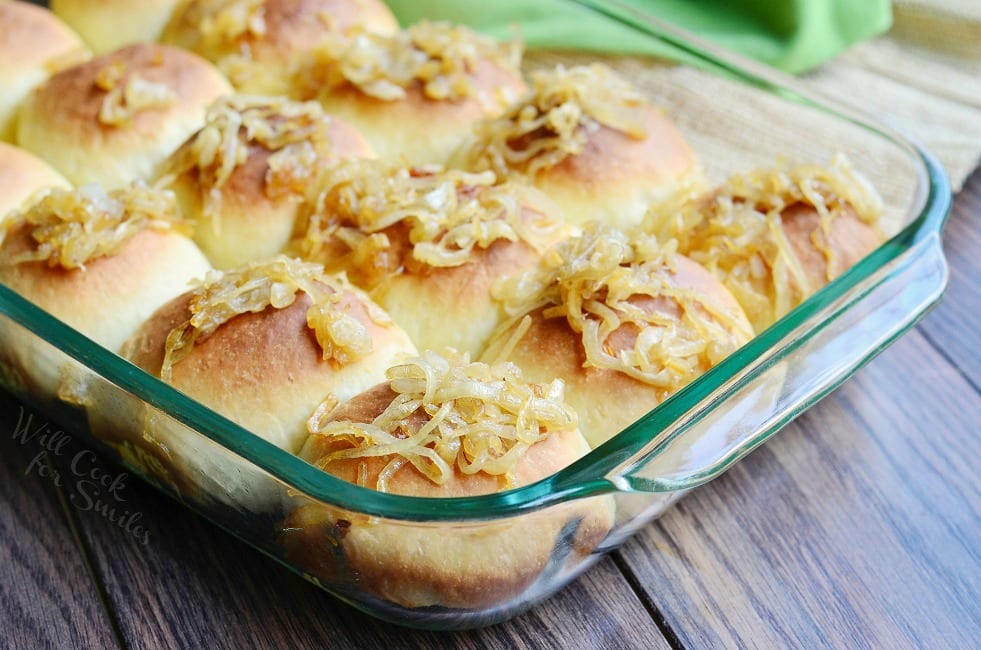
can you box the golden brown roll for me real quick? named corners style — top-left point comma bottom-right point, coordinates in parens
top-left (0, 1), bottom-right (90, 142)
top-left (0, 142), bottom-right (70, 220)
top-left (0, 182), bottom-right (211, 399)
top-left (482, 225), bottom-right (754, 448)
top-left (158, 94), bottom-right (374, 269)
top-left (290, 160), bottom-right (571, 357)
top-left (644, 156), bottom-right (885, 332)
top-left (118, 256), bottom-right (417, 510)
top-left (282, 350), bottom-right (613, 610)
top-left (50, 0), bottom-right (184, 54)
top-left (17, 43), bottom-right (232, 189)
top-left (453, 64), bottom-right (701, 230)
top-left (295, 22), bottom-right (527, 165)
top-left (162, 0), bottom-right (399, 95)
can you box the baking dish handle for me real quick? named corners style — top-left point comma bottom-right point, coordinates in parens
top-left (605, 233), bottom-right (948, 494)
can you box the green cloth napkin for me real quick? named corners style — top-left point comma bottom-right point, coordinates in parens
top-left (385, 0), bottom-right (893, 74)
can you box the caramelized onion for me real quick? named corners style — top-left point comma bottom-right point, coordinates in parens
top-left (645, 155), bottom-right (884, 328)
top-left (160, 95), bottom-right (336, 219)
top-left (293, 159), bottom-right (563, 287)
top-left (160, 256), bottom-right (375, 381)
top-left (495, 224), bottom-right (753, 388)
top-left (6, 183), bottom-right (188, 270)
top-left (458, 64), bottom-right (650, 179)
top-left (95, 61), bottom-right (177, 126)
top-left (307, 349), bottom-right (577, 490)
top-left (299, 21), bottom-right (522, 102)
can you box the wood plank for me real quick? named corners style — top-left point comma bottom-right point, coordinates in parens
top-left (919, 166), bottom-right (981, 388)
top-left (0, 392), bottom-right (120, 649)
top-left (616, 329), bottom-right (981, 648)
top-left (55, 446), bottom-right (669, 648)
top-left (614, 165), bottom-right (981, 648)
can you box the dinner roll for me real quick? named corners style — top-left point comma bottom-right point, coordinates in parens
top-left (17, 43), bottom-right (232, 189)
top-left (644, 155), bottom-right (885, 332)
top-left (118, 256), bottom-right (417, 510)
top-left (453, 64), bottom-right (701, 230)
top-left (282, 350), bottom-right (613, 610)
top-left (158, 94), bottom-right (374, 269)
top-left (290, 160), bottom-right (571, 357)
top-left (482, 225), bottom-right (754, 448)
top-left (162, 0), bottom-right (398, 95)
top-left (0, 1), bottom-right (89, 142)
top-left (50, 0), bottom-right (184, 54)
top-left (0, 142), bottom-right (70, 220)
top-left (295, 22), bottom-right (527, 165)
top-left (0, 182), bottom-right (211, 399)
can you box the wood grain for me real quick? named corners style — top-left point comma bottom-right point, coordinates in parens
top-left (0, 393), bottom-right (120, 649)
top-left (919, 166), bottom-right (981, 389)
top-left (616, 331), bottom-right (981, 648)
top-left (614, 172), bottom-right (981, 648)
top-left (57, 456), bottom-right (669, 649)
top-left (1, 9), bottom-right (976, 638)
top-left (0, 178), bottom-right (975, 649)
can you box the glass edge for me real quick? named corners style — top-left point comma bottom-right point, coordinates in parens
top-left (0, 0), bottom-right (954, 522)
top-left (543, 0), bottom-right (953, 488)
top-left (615, 230), bottom-right (948, 494)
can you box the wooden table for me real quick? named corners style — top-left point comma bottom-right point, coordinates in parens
top-left (2, 168), bottom-right (978, 648)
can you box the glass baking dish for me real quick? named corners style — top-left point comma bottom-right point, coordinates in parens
top-left (0, 0), bottom-right (951, 630)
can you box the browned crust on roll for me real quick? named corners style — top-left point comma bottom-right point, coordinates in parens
top-left (170, 114), bottom-right (373, 215)
top-left (109, 267), bottom-right (416, 510)
top-left (168, 144), bottom-right (291, 255)
top-left (781, 201), bottom-right (882, 290)
top-left (17, 42), bottom-right (232, 188)
top-left (369, 235), bottom-right (544, 357)
top-left (164, 0), bottom-right (399, 62)
top-left (674, 191), bottom-right (885, 333)
top-left (254, 0), bottom-right (399, 53)
top-left (123, 281), bottom-right (415, 452)
top-left (0, 143), bottom-right (69, 217)
top-left (25, 43), bottom-right (227, 144)
top-left (131, 292), bottom-right (329, 396)
top-left (352, 219), bottom-right (541, 295)
top-left (317, 59), bottom-right (526, 164)
top-left (322, 56), bottom-right (526, 124)
top-left (301, 383), bottom-right (591, 498)
top-left (483, 255), bottom-right (752, 447)
top-left (212, 144), bottom-right (282, 210)
top-left (537, 105), bottom-right (696, 193)
top-left (529, 105), bottom-right (700, 229)
top-left (322, 115), bottom-right (376, 161)
top-left (2, 221), bottom-right (155, 310)
top-left (0, 2), bottom-right (89, 141)
top-left (409, 237), bottom-right (541, 308)
top-left (285, 376), bottom-right (613, 610)
top-left (0, 216), bottom-right (210, 400)
top-left (127, 289), bottom-right (380, 395)
top-left (296, 170), bottom-right (567, 356)
top-left (163, 113), bottom-right (375, 269)
top-left (0, 221), bottom-right (200, 342)
top-left (488, 305), bottom-right (661, 445)
top-left (0, 1), bottom-right (87, 76)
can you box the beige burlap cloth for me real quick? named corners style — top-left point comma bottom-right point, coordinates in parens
top-left (809, 0), bottom-right (981, 191)
top-left (530, 0), bottom-right (979, 225)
